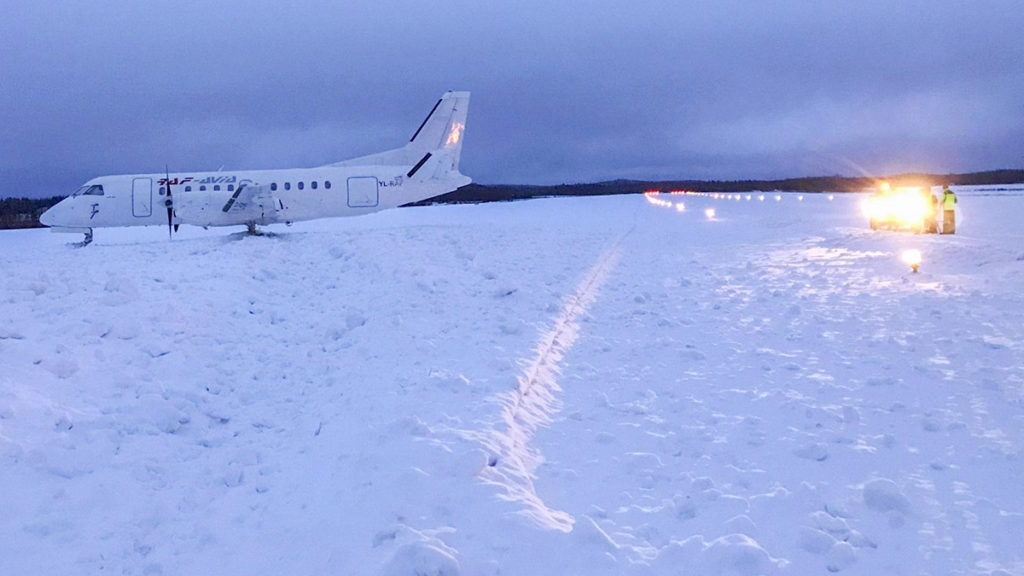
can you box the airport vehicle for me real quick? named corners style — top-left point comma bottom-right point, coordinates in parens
top-left (40, 92), bottom-right (471, 245)
top-left (861, 183), bottom-right (936, 233)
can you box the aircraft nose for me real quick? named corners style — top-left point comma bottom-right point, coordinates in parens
top-left (39, 202), bottom-right (65, 227)
top-left (39, 206), bottom-right (56, 227)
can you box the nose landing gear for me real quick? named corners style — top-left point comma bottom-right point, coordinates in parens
top-left (49, 226), bottom-right (93, 247)
top-left (72, 228), bottom-right (94, 247)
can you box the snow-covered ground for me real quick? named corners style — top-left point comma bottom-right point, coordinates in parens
top-left (2, 188), bottom-right (1022, 575)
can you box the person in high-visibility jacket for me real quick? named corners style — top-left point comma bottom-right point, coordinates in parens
top-left (941, 185), bottom-right (958, 234)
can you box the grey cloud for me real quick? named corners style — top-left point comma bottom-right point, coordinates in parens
top-left (2, 0), bottom-right (1022, 196)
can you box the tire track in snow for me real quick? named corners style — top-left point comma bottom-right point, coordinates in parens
top-left (471, 234), bottom-right (627, 532)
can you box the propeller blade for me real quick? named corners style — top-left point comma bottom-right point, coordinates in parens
top-left (165, 166), bottom-right (173, 239)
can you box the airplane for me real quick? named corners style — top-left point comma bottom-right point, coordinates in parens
top-left (40, 91), bottom-right (471, 245)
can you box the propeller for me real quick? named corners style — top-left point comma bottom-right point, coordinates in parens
top-left (164, 165), bottom-right (174, 239)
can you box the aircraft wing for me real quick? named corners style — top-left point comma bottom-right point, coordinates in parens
top-left (221, 183), bottom-right (279, 223)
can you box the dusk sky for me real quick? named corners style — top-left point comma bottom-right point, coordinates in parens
top-left (2, 1), bottom-right (1022, 197)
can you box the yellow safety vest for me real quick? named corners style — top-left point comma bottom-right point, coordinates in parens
top-left (943, 192), bottom-right (957, 209)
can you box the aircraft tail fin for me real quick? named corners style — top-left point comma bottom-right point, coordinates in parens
top-left (330, 91), bottom-right (470, 184)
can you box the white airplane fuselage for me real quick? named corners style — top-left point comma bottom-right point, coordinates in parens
top-left (41, 91), bottom-right (471, 240)
top-left (45, 166), bottom-right (462, 229)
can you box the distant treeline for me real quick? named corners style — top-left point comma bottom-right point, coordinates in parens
top-left (0, 196), bottom-right (63, 230)
top-left (413, 169), bottom-right (1024, 205)
top-left (3, 170), bottom-right (1022, 229)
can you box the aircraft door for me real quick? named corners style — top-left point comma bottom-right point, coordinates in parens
top-left (132, 178), bottom-right (153, 217)
top-left (347, 177), bottom-right (379, 208)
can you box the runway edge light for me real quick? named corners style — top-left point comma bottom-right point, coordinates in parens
top-left (902, 249), bottom-right (922, 273)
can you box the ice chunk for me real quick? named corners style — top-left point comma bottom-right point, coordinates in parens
top-left (703, 533), bottom-right (781, 575)
top-left (799, 527), bottom-right (836, 555)
top-left (863, 478), bottom-right (910, 514)
top-left (0, 327), bottom-right (25, 340)
top-left (381, 542), bottom-right (460, 576)
top-left (42, 357), bottom-right (79, 379)
top-left (826, 541), bottom-right (857, 572)
top-left (794, 442), bottom-right (829, 461)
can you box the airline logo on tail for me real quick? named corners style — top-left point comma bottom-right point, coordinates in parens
top-left (446, 123), bottom-right (465, 148)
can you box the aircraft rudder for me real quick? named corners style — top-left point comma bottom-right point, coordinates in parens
top-left (409, 91), bottom-right (470, 156)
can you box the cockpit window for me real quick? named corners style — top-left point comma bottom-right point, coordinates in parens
top-left (71, 185), bottom-right (104, 197)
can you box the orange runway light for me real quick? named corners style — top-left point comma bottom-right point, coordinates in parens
top-left (644, 191), bottom-right (673, 208)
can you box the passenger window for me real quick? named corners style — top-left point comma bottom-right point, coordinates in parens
top-left (200, 185), bottom-right (207, 191)
top-left (271, 183), bottom-right (277, 191)
top-left (159, 187), bottom-right (166, 195)
top-left (214, 185), bottom-right (221, 191)
top-left (185, 185), bottom-right (192, 192)
top-left (228, 184), bottom-right (235, 191)
top-left (325, 180), bottom-right (331, 189)
top-left (284, 182), bottom-right (291, 191)
top-left (298, 182), bottom-right (304, 190)
top-left (311, 181), bottom-right (318, 190)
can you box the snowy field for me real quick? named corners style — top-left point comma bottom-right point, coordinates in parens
top-left (2, 187), bottom-right (1023, 575)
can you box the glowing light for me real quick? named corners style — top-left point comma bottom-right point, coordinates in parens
top-left (797, 195), bottom-right (804, 201)
top-left (675, 202), bottom-right (686, 212)
top-left (774, 195), bottom-right (782, 202)
top-left (864, 187), bottom-right (930, 229)
top-left (902, 249), bottom-right (922, 273)
top-left (705, 208), bottom-right (716, 220)
top-left (746, 194), bottom-right (752, 201)
top-left (758, 195), bottom-right (765, 202)
top-left (828, 194), bottom-right (835, 201)
top-left (861, 197), bottom-right (875, 218)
